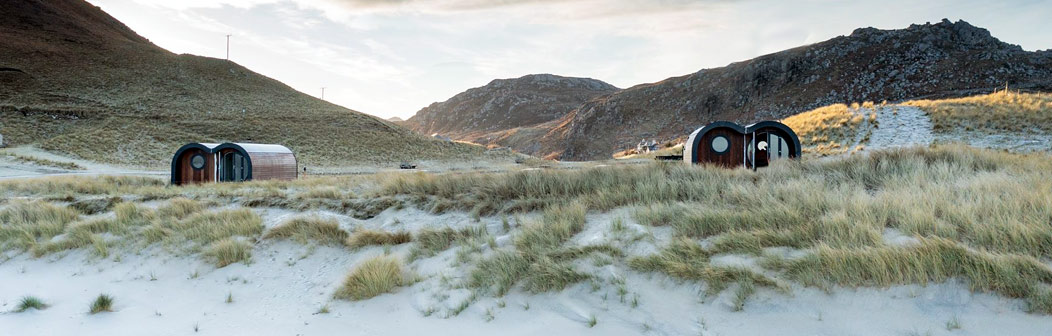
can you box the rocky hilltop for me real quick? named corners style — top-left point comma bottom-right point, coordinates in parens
top-left (0, 0), bottom-right (489, 167)
top-left (528, 19), bottom-right (1051, 160)
top-left (405, 74), bottom-right (617, 149)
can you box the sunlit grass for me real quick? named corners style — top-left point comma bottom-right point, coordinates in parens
top-left (782, 102), bottom-right (875, 156)
top-left (904, 90), bottom-right (1052, 133)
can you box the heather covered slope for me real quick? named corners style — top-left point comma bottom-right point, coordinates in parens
top-left (405, 74), bottom-right (617, 152)
top-left (541, 19), bottom-right (1052, 160)
top-left (0, 0), bottom-right (494, 168)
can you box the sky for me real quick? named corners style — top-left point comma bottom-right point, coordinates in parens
top-left (87, 0), bottom-right (1052, 119)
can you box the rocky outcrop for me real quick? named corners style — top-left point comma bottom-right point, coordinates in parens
top-left (541, 19), bottom-right (1052, 160)
top-left (404, 74), bottom-right (618, 150)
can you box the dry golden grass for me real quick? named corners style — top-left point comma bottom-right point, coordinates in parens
top-left (0, 175), bottom-right (165, 197)
top-left (264, 216), bottom-right (348, 245)
top-left (904, 90), bottom-right (1052, 133)
top-left (782, 102), bottom-right (875, 156)
top-left (345, 229), bottom-right (412, 248)
top-left (156, 198), bottom-right (204, 220)
top-left (25, 198), bottom-right (262, 263)
top-left (203, 239), bottom-right (253, 267)
top-left (0, 200), bottom-right (79, 250)
top-left (770, 237), bottom-right (1052, 313)
top-left (168, 209), bottom-right (263, 247)
top-left (381, 145), bottom-right (1052, 309)
top-left (4, 145), bottom-right (1052, 313)
top-left (410, 226), bottom-right (488, 259)
top-left (333, 255), bottom-right (407, 301)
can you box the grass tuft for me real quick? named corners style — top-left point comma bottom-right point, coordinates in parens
top-left (204, 239), bottom-right (253, 267)
top-left (410, 226), bottom-right (487, 259)
top-left (156, 198), bottom-right (204, 220)
top-left (515, 202), bottom-right (586, 253)
top-left (345, 230), bottom-right (412, 249)
top-left (264, 216), bottom-right (348, 245)
top-left (15, 296), bottom-right (48, 312)
top-left (522, 257), bottom-right (591, 293)
top-left (89, 294), bottom-right (114, 314)
top-left (334, 256), bottom-right (407, 301)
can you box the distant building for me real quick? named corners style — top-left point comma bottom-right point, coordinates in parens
top-left (637, 139), bottom-right (659, 153)
top-left (431, 133), bottom-right (452, 142)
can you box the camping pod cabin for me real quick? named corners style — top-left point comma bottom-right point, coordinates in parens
top-left (171, 143), bottom-right (297, 185)
top-left (684, 121), bottom-right (801, 169)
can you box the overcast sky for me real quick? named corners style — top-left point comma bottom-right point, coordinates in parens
top-left (88, 0), bottom-right (1052, 119)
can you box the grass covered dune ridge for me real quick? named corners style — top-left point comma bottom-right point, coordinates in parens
top-left (3, 145), bottom-right (1052, 314)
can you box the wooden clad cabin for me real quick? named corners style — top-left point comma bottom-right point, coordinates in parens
top-left (684, 121), bottom-right (801, 169)
top-left (171, 142), bottom-right (297, 185)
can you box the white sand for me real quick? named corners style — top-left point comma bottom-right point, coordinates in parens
top-left (3, 206), bottom-right (1051, 335)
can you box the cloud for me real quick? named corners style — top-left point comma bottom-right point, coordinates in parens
top-left (318, 0), bottom-right (730, 20)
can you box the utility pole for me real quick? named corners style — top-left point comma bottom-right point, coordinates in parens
top-left (321, 87), bottom-right (326, 100)
top-left (226, 34), bottom-right (232, 60)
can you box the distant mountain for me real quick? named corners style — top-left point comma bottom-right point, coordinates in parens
top-left (493, 19), bottom-right (1051, 160)
top-left (0, 0), bottom-right (490, 167)
top-left (404, 74), bottom-right (617, 152)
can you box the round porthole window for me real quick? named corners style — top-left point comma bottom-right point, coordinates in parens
top-left (190, 154), bottom-right (206, 170)
top-left (711, 136), bottom-right (729, 154)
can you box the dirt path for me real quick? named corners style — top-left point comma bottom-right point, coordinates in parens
top-left (0, 146), bottom-right (164, 180)
top-left (865, 106), bottom-right (935, 151)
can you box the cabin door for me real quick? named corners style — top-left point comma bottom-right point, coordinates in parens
top-left (767, 133), bottom-right (790, 160)
top-left (220, 152), bottom-right (248, 182)
top-left (749, 132), bottom-right (770, 168)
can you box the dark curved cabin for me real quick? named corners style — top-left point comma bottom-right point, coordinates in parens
top-left (684, 121), bottom-right (801, 169)
top-left (171, 143), bottom-right (297, 185)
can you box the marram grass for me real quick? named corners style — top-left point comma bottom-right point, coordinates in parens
top-left (89, 294), bottom-right (114, 314)
top-left (345, 229), bottom-right (412, 249)
top-left (264, 216), bottom-right (348, 245)
top-left (2, 145), bottom-right (1052, 314)
top-left (204, 239), bottom-right (253, 267)
top-left (334, 256), bottom-right (407, 301)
